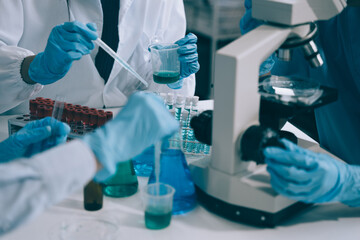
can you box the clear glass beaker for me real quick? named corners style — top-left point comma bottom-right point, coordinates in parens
top-left (142, 183), bottom-right (175, 230)
top-left (102, 160), bottom-right (138, 198)
top-left (148, 133), bottom-right (197, 215)
top-left (149, 43), bottom-right (180, 84)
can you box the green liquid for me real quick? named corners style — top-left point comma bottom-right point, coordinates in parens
top-left (102, 160), bottom-right (138, 198)
top-left (145, 211), bottom-right (172, 230)
top-left (153, 71), bottom-right (180, 84)
top-left (103, 182), bottom-right (138, 197)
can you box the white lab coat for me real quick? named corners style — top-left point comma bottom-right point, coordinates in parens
top-left (0, 0), bottom-right (195, 114)
top-left (0, 140), bottom-right (96, 234)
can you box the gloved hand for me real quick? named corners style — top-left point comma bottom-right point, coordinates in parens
top-left (240, 0), bottom-right (274, 75)
top-left (82, 92), bottom-right (179, 181)
top-left (29, 21), bottom-right (98, 85)
top-left (0, 117), bottom-right (70, 163)
top-left (168, 33), bottom-right (200, 89)
top-left (264, 139), bottom-right (360, 206)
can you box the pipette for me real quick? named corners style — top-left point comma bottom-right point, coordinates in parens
top-left (154, 141), bottom-right (161, 195)
top-left (94, 38), bottom-right (149, 88)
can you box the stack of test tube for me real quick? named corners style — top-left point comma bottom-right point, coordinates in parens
top-left (10, 97), bottom-right (113, 139)
top-left (159, 93), bottom-right (212, 159)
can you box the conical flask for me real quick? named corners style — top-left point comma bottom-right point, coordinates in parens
top-left (102, 159), bottom-right (138, 197)
top-left (148, 132), bottom-right (197, 214)
top-left (132, 146), bottom-right (155, 177)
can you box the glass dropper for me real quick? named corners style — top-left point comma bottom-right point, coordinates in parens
top-left (94, 38), bottom-right (149, 88)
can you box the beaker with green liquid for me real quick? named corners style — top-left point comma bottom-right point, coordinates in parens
top-left (149, 43), bottom-right (180, 84)
top-left (142, 183), bottom-right (175, 230)
top-left (102, 159), bottom-right (138, 197)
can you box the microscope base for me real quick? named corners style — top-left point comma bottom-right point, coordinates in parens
top-left (196, 186), bottom-right (311, 227)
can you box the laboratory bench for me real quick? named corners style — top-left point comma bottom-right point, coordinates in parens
top-left (1, 103), bottom-right (360, 240)
top-left (1, 179), bottom-right (360, 240)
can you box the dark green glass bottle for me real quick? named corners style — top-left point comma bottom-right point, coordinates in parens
top-left (102, 160), bottom-right (138, 197)
top-left (84, 180), bottom-right (103, 211)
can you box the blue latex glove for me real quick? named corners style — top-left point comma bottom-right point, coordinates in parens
top-left (82, 92), bottom-right (179, 182)
top-left (0, 117), bottom-right (70, 163)
top-left (168, 33), bottom-right (200, 89)
top-left (240, 0), bottom-right (274, 75)
top-left (29, 21), bottom-right (98, 85)
top-left (264, 139), bottom-right (360, 206)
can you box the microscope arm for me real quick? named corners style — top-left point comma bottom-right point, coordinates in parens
top-left (252, 0), bottom-right (346, 25)
top-left (211, 24), bottom-right (293, 175)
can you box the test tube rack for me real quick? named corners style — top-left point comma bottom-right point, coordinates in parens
top-left (159, 93), bottom-right (212, 161)
top-left (8, 97), bottom-right (113, 140)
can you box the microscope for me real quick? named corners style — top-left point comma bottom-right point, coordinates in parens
top-left (189, 0), bottom-right (347, 227)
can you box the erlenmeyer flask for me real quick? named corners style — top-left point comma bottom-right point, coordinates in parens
top-left (148, 132), bottom-right (197, 214)
top-left (102, 159), bottom-right (138, 197)
top-left (132, 146), bottom-right (155, 177)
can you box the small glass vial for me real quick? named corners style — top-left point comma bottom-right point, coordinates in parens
top-left (165, 93), bottom-right (174, 110)
top-left (174, 95), bottom-right (185, 122)
top-left (83, 180), bottom-right (103, 211)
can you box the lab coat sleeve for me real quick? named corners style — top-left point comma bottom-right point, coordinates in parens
top-left (0, 140), bottom-right (97, 235)
top-left (0, 0), bottom-right (43, 114)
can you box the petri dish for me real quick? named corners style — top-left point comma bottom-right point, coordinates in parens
top-left (258, 75), bottom-right (322, 105)
top-left (49, 216), bottom-right (119, 240)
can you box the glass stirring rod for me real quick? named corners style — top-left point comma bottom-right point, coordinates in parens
top-left (94, 38), bottom-right (149, 88)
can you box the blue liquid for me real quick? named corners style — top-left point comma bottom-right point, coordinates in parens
top-left (194, 141), bottom-right (204, 154)
top-left (148, 149), bottom-right (197, 215)
top-left (204, 144), bottom-right (211, 154)
top-left (186, 129), bottom-right (195, 153)
top-left (175, 107), bottom-right (182, 122)
top-left (132, 146), bottom-right (154, 177)
top-left (181, 110), bottom-right (190, 149)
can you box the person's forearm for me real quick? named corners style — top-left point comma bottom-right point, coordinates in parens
top-left (20, 55), bottom-right (37, 84)
top-left (0, 140), bottom-right (96, 235)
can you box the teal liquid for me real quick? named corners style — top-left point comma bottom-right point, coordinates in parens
top-left (102, 160), bottom-right (138, 197)
top-left (145, 211), bottom-right (172, 230)
top-left (153, 71), bottom-right (180, 84)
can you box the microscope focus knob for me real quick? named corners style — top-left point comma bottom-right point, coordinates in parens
top-left (240, 125), bottom-right (285, 164)
top-left (190, 110), bottom-right (213, 146)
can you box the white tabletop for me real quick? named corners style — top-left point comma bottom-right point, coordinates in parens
top-left (2, 178), bottom-right (360, 240)
top-left (1, 101), bottom-right (360, 239)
